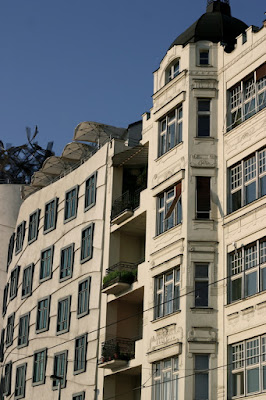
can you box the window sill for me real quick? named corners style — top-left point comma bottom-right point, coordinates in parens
top-left (43, 226), bottom-right (56, 235)
top-left (193, 136), bottom-right (216, 143)
top-left (154, 222), bottom-right (182, 240)
top-left (225, 195), bottom-right (266, 224)
top-left (84, 202), bottom-right (96, 213)
top-left (73, 368), bottom-right (86, 376)
top-left (64, 214), bottom-right (77, 224)
top-left (156, 141), bottom-right (183, 162)
top-left (28, 237), bottom-right (38, 245)
top-left (151, 310), bottom-right (181, 323)
top-left (190, 307), bottom-right (214, 313)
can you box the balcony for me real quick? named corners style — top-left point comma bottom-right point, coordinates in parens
top-left (102, 261), bottom-right (142, 295)
top-left (111, 185), bottom-right (146, 224)
top-left (99, 337), bottom-right (136, 369)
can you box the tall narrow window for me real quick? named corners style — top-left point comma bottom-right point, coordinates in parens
top-left (77, 277), bottom-right (91, 318)
top-left (44, 198), bottom-right (57, 233)
top-left (197, 99), bottom-right (210, 137)
top-left (15, 363), bottom-right (27, 399)
top-left (32, 349), bottom-right (47, 385)
top-left (53, 351), bottom-right (68, 389)
top-left (199, 50), bottom-right (209, 65)
top-left (196, 177), bottom-right (211, 219)
top-left (152, 357), bottom-right (178, 400)
top-left (157, 182), bottom-right (182, 235)
top-left (166, 60), bottom-right (180, 83)
top-left (6, 313), bottom-right (15, 347)
top-left (3, 361), bottom-right (12, 396)
top-left (2, 283), bottom-right (9, 316)
top-left (64, 186), bottom-right (78, 222)
top-left (59, 244), bottom-right (74, 281)
top-left (85, 173), bottom-right (96, 210)
top-left (7, 232), bottom-right (15, 269)
top-left (0, 329), bottom-right (5, 362)
top-left (40, 246), bottom-right (54, 282)
top-left (159, 106), bottom-right (183, 156)
top-left (18, 313), bottom-right (30, 348)
top-left (15, 221), bottom-right (26, 254)
top-left (154, 267), bottom-right (180, 319)
top-left (28, 209), bottom-right (40, 244)
top-left (195, 355), bottom-right (209, 400)
top-left (22, 264), bottom-right (34, 298)
top-left (74, 334), bottom-right (87, 374)
top-left (195, 264), bottom-right (209, 307)
top-left (81, 224), bottom-right (94, 263)
top-left (36, 296), bottom-right (50, 333)
top-left (10, 265), bottom-right (20, 300)
top-left (56, 296), bottom-right (71, 334)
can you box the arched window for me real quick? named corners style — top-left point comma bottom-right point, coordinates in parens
top-left (165, 59), bottom-right (180, 84)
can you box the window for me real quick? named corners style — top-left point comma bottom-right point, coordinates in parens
top-left (3, 361), bottom-right (12, 396)
top-left (6, 232), bottom-right (15, 269)
top-left (230, 335), bottom-right (266, 397)
top-left (21, 264), bottom-right (34, 299)
top-left (197, 99), bottom-right (210, 137)
top-left (15, 221), bottom-right (26, 254)
top-left (196, 177), bottom-right (211, 219)
top-left (153, 357), bottom-right (178, 400)
top-left (228, 63), bottom-right (266, 130)
top-left (18, 313), bottom-right (30, 348)
top-left (229, 147), bottom-right (266, 212)
top-left (40, 246), bottom-right (54, 282)
top-left (85, 173), bottom-right (96, 210)
top-left (157, 182), bottom-right (182, 235)
top-left (64, 186), bottom-right (78, 222)
top-left (166, 60), bottom-right (180, 83)
top-left (28, 209), bottom-right (40, 243)
top-left (59, 244), bottom-right (74, 281)
top-left (195, 264), bottom-right (209, 307)
top-left (36, 296), bottom-right (50, 333)
top-left (2, 283), bottom-right (9, 316)
top-left (52, 351), bottom-right (68, 389)
top-left (32, 349), bottom-right (47, 385)
top-left (73, 392), bottom-right (85, 400)
top-left (6, 313), bottom-right (15, 347)
top-left (159, 106), bottom-right (183, 156)
top-left (0, 329), bottom-right (5, 362)
top-left (56, 296), bottom-right (71, 334)
top-left (10, 265), bottom-right (20, 300)
top-left (80, 224), bottom-right (94, 263)
top-left (77, 277), bottom-right (91, 318)
top-left (44, 198), bottom-right (58, 233)
top-left (15, 363), bottom-right (27, 399)
top-left (199, 50), bottom-right (209, 65)
top-left (195, 355), bottom-right (209, 400)
top-left (154, 267), bottom-right (180, 319)
top-left (74, 334), bottom-right (87, 374)
top-left (228, 237), bottom-right (266, 303)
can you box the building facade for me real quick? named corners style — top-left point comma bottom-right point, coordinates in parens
top-left (1, 1), bottom-right (266, 399)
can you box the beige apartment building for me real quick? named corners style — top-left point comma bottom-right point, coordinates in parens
top-left (1, 1), bottom-right (266, 399)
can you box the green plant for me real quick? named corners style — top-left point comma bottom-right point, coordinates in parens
top-left (103, 269), bottom-right (137, 288)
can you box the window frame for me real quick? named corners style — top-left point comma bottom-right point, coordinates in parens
top-left (2, 283), bottom-right (9, 316)
top-left (158, 105), bottom-right (183, 157)
top-left (77, 277), bottom-right (91, 319)
top-left (165, 59), bottom-right (180, 84)
top-left (3, 361), bottom-right (12, 396)
top-left (80, 223), bottom-right (94, 264)
top-left (196, 176), bottom-right (211, 219)
top-left (154, 267), bottom-right (180, 320)
top-left (73, 333), bottom-right (87, 375)
top-left (28, 209), bottom-right (40, 244)
top-left (14, 363), bottom-right (27, 400)
top-left (197, 99), bottom-right (211, 137)
top-left (6, 232), bottom-right (15, 270)
top-left (10, 265), bottom-right (20, 300)
top-left (194, 354), bottom-right (210, 400)
top-left (6, 312), bottom-right (15, 348)
top-left (52, 350), bottom-right (68, 390)
top-left (39, 245), bottom-right (54, 283)
top-left (194, 263), bottom-right (209, 308)
top-left (64, 185), bottom-right (79, 223)
top-left (56, 295), bottom-right (71, 335)
top-left (152, 357), bottom-right (179, 400)
top-left (0, 328), bottom-right (5, 362)
top-left (73, 392), bottom-right (85, 400)
top-left (15, 221), bottom-right (26, 255)
top-left (199, 49), bottom-right (210, 65)
top-left (36, 295), bottom-right (51, 333)
top-left (43, 197), bottom-right (58, 234)
top-left (84, 172), bottom-right (97, 211)
top-left (32, 348), bottom-right (47, 386)
top-left (21, 263), bottom-right (34, 299)
top-left (59, 243), bottom-right (75, 282)
top-left (156, 182), bottom-right (182, 235)
top-left (17, 312), bottom-right (30, 349)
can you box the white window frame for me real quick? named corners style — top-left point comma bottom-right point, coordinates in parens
top-left (152, 357), bottom-right (179, 400)
top-left (154, 267), bottom-right (180, 319)
top-left (197, 99), bottom-right (211, 137)
top-left (158, 105), bottom-right (183, 157)
top-left (157, 184), bottom-right (182, 235)
top-left (194, 354), bottom-right (210, 400)
top-left (165, 59), bottom-right (180, 83)
top-left (194, 263), bottom-right (209, 308)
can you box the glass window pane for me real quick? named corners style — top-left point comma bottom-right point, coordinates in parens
top-left (195, 265), bottom-right (208, 278)
top-left (232, 372), bottom-right (244, 397)
top-left (246, 181), bottom-right (256, 204)
top-left (198, 100), bottom-right (210, 112)
top-left (263, 366), bottom-right (266, 390)
top-left (195, 374), bottom-right (209, 399)
top-left (198, 116), bottom-right (210, 137)
top-left (245, 271), bottom-right (257, 296)
top-left (232, 190), bottom-right (242, 212)
top-left (195, 281), bottom-right (208, 307)
top-left (247, 367), bottom-right (259, 393)
top-left (231, 278), bottom-right (242, 301)
top-left (260, 175), bottom-right (266, 196)
top-left (195, 355), bottom-right (209, 370)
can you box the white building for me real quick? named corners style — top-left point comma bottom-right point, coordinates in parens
top-left (1, 1), bottom-right (266, 399)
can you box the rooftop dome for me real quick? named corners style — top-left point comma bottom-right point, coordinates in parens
top-left (169, 0), bottom-right (248, 53)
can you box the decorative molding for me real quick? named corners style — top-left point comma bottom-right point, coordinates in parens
top-left (148, 324), bottom-right (183, 354)
top-left (190, 154), bottom-right (217, 168)
top-left (188, 326), bottom-right (217, 343)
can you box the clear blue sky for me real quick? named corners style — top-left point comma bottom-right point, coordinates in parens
top-left (0, 0), bottom-right (265, 155)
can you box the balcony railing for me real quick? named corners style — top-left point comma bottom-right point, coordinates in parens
top-left (100, 337), bottom-right (135, 364)
top-left (102, 261), bottom-right (138, 290)
top-left (111, 185), bottom-right (146, 220)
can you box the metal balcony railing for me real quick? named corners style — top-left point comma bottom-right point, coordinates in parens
top-left (111, 185), bottom-right (146, 220)
top-left (100, 337), bottom-right (135, 364)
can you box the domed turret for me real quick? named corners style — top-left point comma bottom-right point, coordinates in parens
top-left (169, 0), bottom-right (248, 52)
